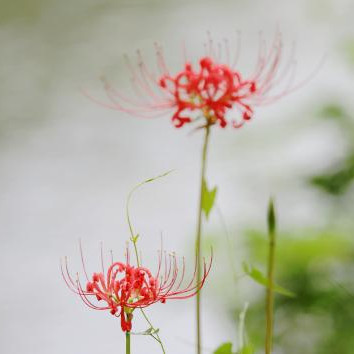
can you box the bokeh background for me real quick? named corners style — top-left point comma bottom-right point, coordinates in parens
top-left (1, 0), bottom-right (354, 353)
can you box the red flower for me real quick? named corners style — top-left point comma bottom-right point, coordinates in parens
top-left (62, 245), bottom-right (212, 332)
top-left (86, 32), bottom-right (301, 129)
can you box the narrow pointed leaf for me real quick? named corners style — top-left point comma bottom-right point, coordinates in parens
top-left (242, 262), bottom-right (295, 297)
top-left (130, 234), bottom-right (139, 243)
top-left (202, 178), bottom-right (217, 219)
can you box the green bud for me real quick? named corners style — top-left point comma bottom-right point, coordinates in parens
top-left (267, 197), bottom-right (276, 235)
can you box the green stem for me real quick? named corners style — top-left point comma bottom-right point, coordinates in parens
top-left (265, 221), bottom-right (276, 354)
top-left (126, 331), bottom-right (131, 354)
top-left (196, 125), bottom-right (211, 354)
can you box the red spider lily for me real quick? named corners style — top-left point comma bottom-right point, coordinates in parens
top-left (86, 31), bottom-right (304, 129)
top-left (61, 244), bottom-right (212, 332)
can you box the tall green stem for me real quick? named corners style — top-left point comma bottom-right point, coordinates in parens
top-left (196, 125), bottom-right (211, 354)
top-left (265, 199), bottom-right (276, 354)
top-left (126, 331), bottom-right (131, 354)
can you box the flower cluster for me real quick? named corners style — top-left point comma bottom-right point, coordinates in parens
top-left (158, 56), bottom-right (257, 128)
top-left (88, 32), bottom-right (298, 129)
top-left (62, 246), bottom-right (212, 332)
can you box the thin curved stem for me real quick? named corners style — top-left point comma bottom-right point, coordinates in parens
top-left (140, 309), bottom-right (166, 354)
top-left (196, 125), bottom-right (211, 354)
top-left (126, 170), bottom-right (173, 267)
top-left (126, 183), bottom-right (142, 266)
top-left (125, 179), bottom-right (168, 354)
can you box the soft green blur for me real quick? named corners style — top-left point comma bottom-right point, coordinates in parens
top-left (240, 228), bottom-right (354, 354)
top-left (211, 65), bottom-right (354, 353)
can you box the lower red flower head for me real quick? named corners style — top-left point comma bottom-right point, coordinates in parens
top-left (62, 244), bottom-right (212, 332)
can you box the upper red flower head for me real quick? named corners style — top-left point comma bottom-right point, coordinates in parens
top-left (62, 245), bottom-right (212, 332)
top-left (87, 32), bottom-right (300, 129)
top-left (158, 56), bottom-right (257, 128)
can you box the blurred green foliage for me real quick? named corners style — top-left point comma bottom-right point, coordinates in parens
top-left (343, 38), bottom-right (354, 67)
top-left (309, 103), bottom-right (354, 196)
top-left (310, 154), bottom-right (354, 195)
top-left (309, 36), bottom-right (354, 196)
top-left (318, 103), bottom-right (348, 121)
top-left (213, 33), bottom-right (354, 354)
top-left (0, 0), bottom-right (46, 24)
top-left (235, 64), bottom-right (354, 352)
top-left (237, 229), bottom-right (354, 354)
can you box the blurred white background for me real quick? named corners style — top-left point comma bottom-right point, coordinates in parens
top-left (1, 0), bottom-right (354, 353)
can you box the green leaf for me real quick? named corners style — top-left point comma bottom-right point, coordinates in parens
top-left (214, 342), bottom-right (233, 354)
top-left (239, 344), bottom-right (254, 354)
top-left (130, 234), bottom-right (139, 243)
top-left (202, 178), bottom-right (217, 219)
top-left (242, 262), bottom-right (295, 297)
